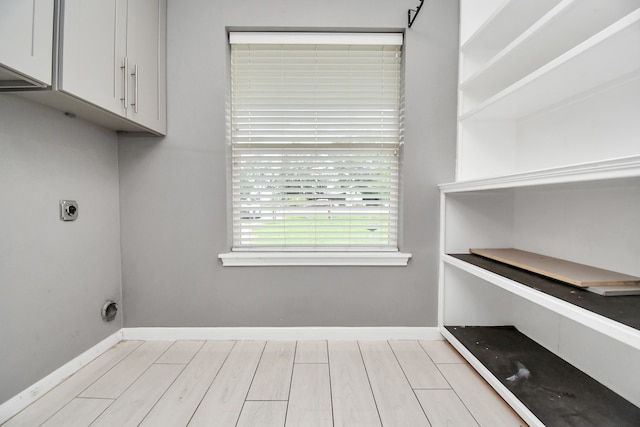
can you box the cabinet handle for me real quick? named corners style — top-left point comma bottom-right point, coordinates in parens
top-left (131, 64), bottom-right (139, 113)
top-left (120, 57), bottom-right (128, 110)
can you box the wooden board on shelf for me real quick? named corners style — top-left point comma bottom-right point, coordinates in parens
top-left (469, 248), bottom-right (640, 288)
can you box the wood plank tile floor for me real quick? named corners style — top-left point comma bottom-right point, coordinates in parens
top-left (3, 340), bottom-right (528, 427)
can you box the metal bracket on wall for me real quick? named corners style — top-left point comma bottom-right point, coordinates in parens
top-left (408, 0), bottom-right (425, 28)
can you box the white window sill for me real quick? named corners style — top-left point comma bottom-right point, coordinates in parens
top-left (218, 252), bottom-right (412, 267)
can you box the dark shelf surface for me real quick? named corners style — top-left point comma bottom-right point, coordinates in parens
top-left (450, 253), bottom-right (640, 331)
top-left (446, 325), bottom-right (640, 427)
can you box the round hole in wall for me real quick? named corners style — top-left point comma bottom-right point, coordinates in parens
top-left (101, 300), bottom-right (118, 322)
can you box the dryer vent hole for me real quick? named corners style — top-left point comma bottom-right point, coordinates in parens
top-left (101, 300), bottom-right (118, 322)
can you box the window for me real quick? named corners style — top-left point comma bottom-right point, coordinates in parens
top-left (221, 32), bottom-right (410, 266)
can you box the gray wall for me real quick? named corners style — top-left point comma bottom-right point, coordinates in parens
top-left (118, 0), bottom-right (459, 327)
top-left (0, 96), bottom-right (122, 403)
top-left (0, 0), bottom-right (458, 404)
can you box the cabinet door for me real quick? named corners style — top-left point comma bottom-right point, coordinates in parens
top-left (59, 0), bottom-right (127, 115)
top-left (126, 0), bottom-right (166, 133)
top-left (0, 0), bottom-right (54, 86)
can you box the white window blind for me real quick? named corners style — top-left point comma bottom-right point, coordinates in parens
top-left (230, 32), bottom-right (403, 251)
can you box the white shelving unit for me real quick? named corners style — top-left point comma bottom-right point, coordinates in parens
top-left (460, 0), bottom-right (640, 113)
top-left (442, 1), bottom-right (640, 425)
top-left (457, 1), bottom-right (640, 181)
top-left (461, 12), bottom-right (640, 120)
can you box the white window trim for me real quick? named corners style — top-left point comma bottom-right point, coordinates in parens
top-left (218, 251), bottom-right (412, 267)
top-left (223, 31), bottom-right (409, 266)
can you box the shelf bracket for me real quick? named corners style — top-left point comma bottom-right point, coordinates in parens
top-left (408, 0), bottom-right (425, 28)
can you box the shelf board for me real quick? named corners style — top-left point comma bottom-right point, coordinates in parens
top-left (460, 9), bottom-right (640, 120)
top-left (444, 254), bottom-right (640, 350)
top-left (440, 327), bottom-right (544, 427)
top-left (445, 325), bottom-right (640, 427)
top-left (469, 248), bottom-right (640, 287)
top-left (461, 0), bottom-right (561, 53)
top-left (440, 155), bottom-right (640, 193)
top-left (461, 0), bottom-right (639, 99)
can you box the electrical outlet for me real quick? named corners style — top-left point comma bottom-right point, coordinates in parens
top-left (60, 200), bottom-right (78, 221)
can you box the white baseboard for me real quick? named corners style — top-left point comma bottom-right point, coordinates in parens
top-left (0, 330), bottom-right (123, 425)
top-left (121, 327), bottom-right (442, 341)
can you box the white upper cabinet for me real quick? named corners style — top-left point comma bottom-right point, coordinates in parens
top-left (0, 0), bottom-right (54, 88)
top-left (60, 0), bottom-right (128, 115)
top-left (0, 0), bottom-right (166, 135)
top-left (59, 0), bottom-right (166, 134)
top-left (123, 0), bottom-right (166, 133)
